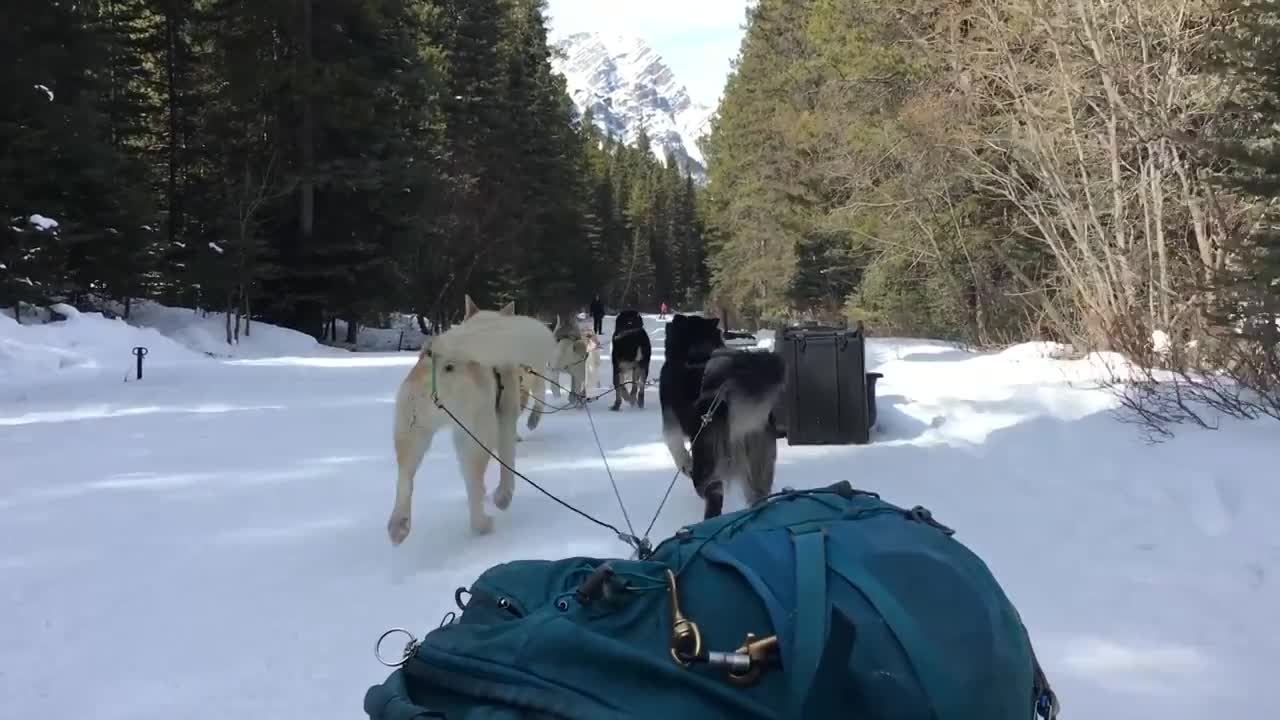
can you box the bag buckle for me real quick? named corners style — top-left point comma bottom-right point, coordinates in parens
top-left (714, 632), bottom-right (780, 686)
top-left (907, 505), bottom-right (955, 535)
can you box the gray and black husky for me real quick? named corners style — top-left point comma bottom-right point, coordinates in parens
top-left (659, 314), bottom-right (786, 519)
top-left (609, 309), bottom-right (652, 411)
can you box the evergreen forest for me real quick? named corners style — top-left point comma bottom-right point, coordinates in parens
top-left (1, 0), bottom-right (707, 340)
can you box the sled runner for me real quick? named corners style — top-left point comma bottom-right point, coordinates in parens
top-left (364, 481), bottom-right (1059, 720)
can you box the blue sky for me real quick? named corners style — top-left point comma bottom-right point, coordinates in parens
top-left (544, 0), bottom-right (751, 106)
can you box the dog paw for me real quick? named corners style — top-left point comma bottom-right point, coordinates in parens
top-left (609, 404), bottom-right (621, 412)
top-left (470, 514), bottom-right (495, 535)
top-left (494, 482), bottom-right (513, 510)
top-left (387, 512), bottom-right (411, 545)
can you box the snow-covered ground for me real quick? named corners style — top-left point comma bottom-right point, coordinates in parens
top-left (0, 301), bottom-right (345, 391)
top-left (1, 309), bottom-right (1276, 718)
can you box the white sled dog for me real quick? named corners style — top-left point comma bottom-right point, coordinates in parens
top-left (388, 296), bottom-right (556, 543)
top-left (582, 329), bottom-right (603, 392)
top-left (515, 318), bottom-right (599, 438)
top-left (516, 367), bottom-right (547, 440)
top-left (547, 316), bottom-right (590, 405)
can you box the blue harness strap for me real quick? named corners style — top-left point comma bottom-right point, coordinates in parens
top-left (826, 547), bottom-right (949, 718)
top-left (799, 606), bottom-right (858, 719)
top-left (787, 526), bottom-right (829, 717)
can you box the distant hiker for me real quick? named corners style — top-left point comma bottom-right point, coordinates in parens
top-left (659, 301), bottom-right (669, 319)
top-left (590, 295), bottom-right (605, 334)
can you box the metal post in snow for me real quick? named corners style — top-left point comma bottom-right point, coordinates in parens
top-left (132, 346), bottom-right (148, 380)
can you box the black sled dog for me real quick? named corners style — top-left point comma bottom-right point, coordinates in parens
top-left (609, 309), bottom-right (652, 411)
top-left (659, 314), bottom-right (786, 519)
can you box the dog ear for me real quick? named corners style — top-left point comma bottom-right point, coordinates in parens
top-left (464, 294), bottom-right (479, 319)
top-left (499, 301), bottom-right (515, 316)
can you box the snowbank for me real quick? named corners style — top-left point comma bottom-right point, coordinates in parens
top-left (1, 300), bottom-right (345, 386)
top-left (126, 301), bottom-right (342, 360)
top-left (0, 304), bottom-right (203, 386)
top-left (333, 315), bottom-right (428, 352)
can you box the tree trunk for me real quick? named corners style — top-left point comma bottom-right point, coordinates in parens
top-left (345, 315), bottom-right (358, 344)
top-left (244, 291), bottom-right (251, 337)
top-left (416, 313), bottom-right (428, 334)
top-left (298, 0), bottom-right (314, 240)
top-left (165, 2), bottom-right (182, 251)
top-left (225, 291), bottom-right (234, 345)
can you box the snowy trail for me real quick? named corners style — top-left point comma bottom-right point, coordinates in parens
top-left (2, 313), bottom-right (1277, 718)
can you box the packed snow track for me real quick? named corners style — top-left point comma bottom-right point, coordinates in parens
top-left (2, 309), bottom-right (1277, 718)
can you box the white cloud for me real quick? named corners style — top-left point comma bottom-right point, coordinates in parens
top-left (545, 0), bottom-right (751, 105)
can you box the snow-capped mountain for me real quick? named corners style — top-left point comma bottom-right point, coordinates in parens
top-left (552, 32), bottom-right (714, 180)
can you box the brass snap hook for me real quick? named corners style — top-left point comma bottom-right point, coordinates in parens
top-left (666, 568), bottom-right (703, 665)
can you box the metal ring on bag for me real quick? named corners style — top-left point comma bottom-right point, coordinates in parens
top-left (374, 627), bottom-right (419, 667)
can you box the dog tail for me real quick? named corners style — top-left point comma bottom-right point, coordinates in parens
top-left (699, 351), bottom-right (786, 442)
top-left (430, 311), bottom-right (557, 370)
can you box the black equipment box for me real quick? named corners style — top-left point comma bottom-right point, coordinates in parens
top-left (772, 321), bottom-right (880, 446)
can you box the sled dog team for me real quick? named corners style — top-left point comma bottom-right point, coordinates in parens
top-left (388, 296), bottom-right (786, 544)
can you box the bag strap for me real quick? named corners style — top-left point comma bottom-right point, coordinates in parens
top-left (798, 606), bottom-right (858, 719)
top-left (826, 547), bottom-right (948, 719)
top-left (787, 526), bottom-right (829, 717)
top-left (364, 670), bottom-right (448, 720)
top-left (1027, 626), bottom-right (1060, 719)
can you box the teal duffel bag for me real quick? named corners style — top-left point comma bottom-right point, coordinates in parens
top-left (364, 481), bottom-right (1059, 719)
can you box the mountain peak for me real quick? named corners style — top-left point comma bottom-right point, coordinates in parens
top-left (552, 31), bottom-right (713, 179)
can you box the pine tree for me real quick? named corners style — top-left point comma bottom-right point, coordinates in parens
top-left (188, 0), bottom-right (296, 338)
top-left (702, 0), bottom-right (817, 320)
top-left (1209, 0), bottom-right (1280, 353)
top-left (0, 0), bottom-right (156, 312)
top-left (489, 0), bottom-right (586, 309)
top-left (576, 107), bottom-right (611, 295)
top-left (2, 0), bottom-right (701, 335)
top-left (674, 171), bottom-right (706, 304)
